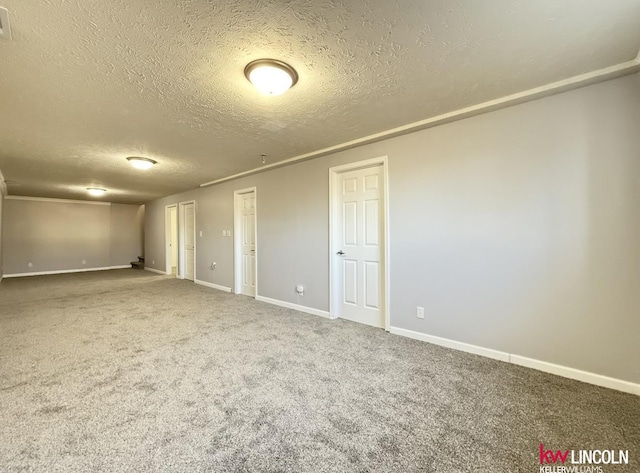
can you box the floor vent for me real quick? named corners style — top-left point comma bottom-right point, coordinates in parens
top-left (0, 7), bottom-right (11, 40)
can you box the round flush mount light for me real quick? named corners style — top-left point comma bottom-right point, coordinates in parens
top-left (87, 188), bottom-right (107, 197)
top-left (127, 156), bottom-right (157, 170)
top-left (244, 59), bottom-right (298, 96)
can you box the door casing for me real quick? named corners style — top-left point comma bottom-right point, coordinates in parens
top-left (329, 156), bottom-right (390, 331)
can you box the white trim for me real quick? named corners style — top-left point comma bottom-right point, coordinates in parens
top-left (194, 279), bottom-right (232, 292)
top-left (256, 295), bottom-right (331, 319)
top-left (0, 167), bottom-right (7, 197)
top-left (200, 60), bottom-right (640, 188)
top-left (390, 326), bottom-right (640, 396)
top-left (329, 156), bottom-right (390, 331)
top-left (509, 355), bottom-right (640, 396)
top-left (5, 195), bottom-right (111, 206)
top-left (4, 265), bottom-right (131, 278)
top-left (178, 200), bottom-right (196, 281)
top-left (390, 327), bottom-right (510, 362)
top-left (233, 187), bottom-right (258, 297)
top-left (144, 267), bottom-right (168, 275)
top-left (164, 204), bottom-right (178, 277)
top-left (0, 6), bottom-right (12, 41)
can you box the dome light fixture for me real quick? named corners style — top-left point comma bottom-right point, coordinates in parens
top-left (87, 188), bottom-right (107, 197)
top-left (244, 59), bottom-right (298, 96)
top-left (127, 156), bottom-right (157, 170)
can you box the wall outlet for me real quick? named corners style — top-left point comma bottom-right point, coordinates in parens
top-left (82, 259), bottom-right (86, 265)
top-left (28, 262), bottom-right (33, 268)
top-left (417, 306), bottom-right (425, 319)
top-left (152, 260), bottom-right (155, 265)
top-left (210, 262), bottom-right (216, 270)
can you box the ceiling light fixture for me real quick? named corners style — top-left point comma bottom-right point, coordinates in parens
top-left (127, 156), bottom-right (157, 170)
top-left (87, 188), bottom-right (107, 197)
top-left (244, 59), bottom-right (298, 96)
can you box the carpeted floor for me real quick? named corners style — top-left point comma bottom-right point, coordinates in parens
top-left (0, 269), bottom-right (638, 472)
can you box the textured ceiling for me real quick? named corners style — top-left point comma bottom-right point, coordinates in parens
top-left (0, 0), bottom-right (639, 203)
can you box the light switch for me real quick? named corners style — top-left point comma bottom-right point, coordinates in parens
top-left (199, 230), bottom-right (203, 237)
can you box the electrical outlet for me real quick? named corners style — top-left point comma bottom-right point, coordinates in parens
top-left (417, 306), bottom-right (425, 319)
top-left (82, 260), bottom-right (86, 265)
top-left (152, 260), bottom-right (155, 265)
top-left (210, 262), bottom-right (216, 270)
top-left (28, 262), bottom-right (33, 268)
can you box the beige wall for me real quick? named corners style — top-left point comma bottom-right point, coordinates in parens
top-left (145, 73), bottom-right (640, 384)
top-left (0, 192), bottom-right (4, 279)
top-left (2, 198), bottom-right (144, 275)
top-left (109, 203), bottom-right (145, 266)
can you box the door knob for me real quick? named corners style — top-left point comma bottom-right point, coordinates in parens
top-left (336, 250), bottom-right (345, 256)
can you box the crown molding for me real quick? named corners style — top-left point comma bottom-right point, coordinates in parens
top-left (5, 195), bottom-right (111, 206)
top-left (201, 57), bottom-right (640, 188)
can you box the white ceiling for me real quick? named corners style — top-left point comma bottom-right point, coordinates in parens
top-left (0, 0), bottom-right (639, 204)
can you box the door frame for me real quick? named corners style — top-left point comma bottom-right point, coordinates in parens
top-left (164, 204), bottom-right (178, 276)
top-left (178, 200), bottom-right (196, 281)
top-left (233, 187), bottom-right (258, 296)
top-left (329, 156), bottom-right (390, 331)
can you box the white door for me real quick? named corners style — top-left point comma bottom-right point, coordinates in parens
top-left (170, 207), bottom-right (178, 271)
top-left (184, 203), bottom-right (195, 281)
top-left (335, 165), bottom-right (384, 327)
top-left (240, 192), bottom-right (256, 296)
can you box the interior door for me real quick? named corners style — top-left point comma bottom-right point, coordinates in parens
top-left (170, 207), bottom-right (178, 272)
top-left (184, 203), bottom-right (195, 281)
top-left (241, 192), bottom-right (256, 296)
top-left (335, 165), bottom-right (383, 328)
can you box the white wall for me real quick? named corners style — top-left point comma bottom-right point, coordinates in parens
top-left (2, 198), bottom-right (145, 275)
top-left (144, 73), bottom-right (640, 384)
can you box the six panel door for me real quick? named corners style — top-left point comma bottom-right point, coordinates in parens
top-left (335, 165), bottom-right (383, 328)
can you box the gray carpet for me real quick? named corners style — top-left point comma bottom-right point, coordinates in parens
top-left (0, 269), bottom-right (638, 472)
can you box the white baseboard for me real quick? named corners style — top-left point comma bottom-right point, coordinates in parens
top-left (194, 279), bottom-right (232, 292)
top-left (144, 267), bottom-right (168, 275)
top-left (389, 327), bottom-right (510, 362)
top-left (390, 326), bottom-right (640, 396)
top-left (255, 295), bottom-right (331, 319)
top-left (4, 265), bottom-right (131, 278)
top-left (509, 355), bottom-right (640, 396)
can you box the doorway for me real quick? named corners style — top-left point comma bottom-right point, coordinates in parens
top-left (179, 201), bottom-right (196, 281)
top-left (234, 187), bottom-right (257, 297)
top-left (329, 157), bottom-right (389, 330)
top-left (165, 205), bottom-right (178, 276)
